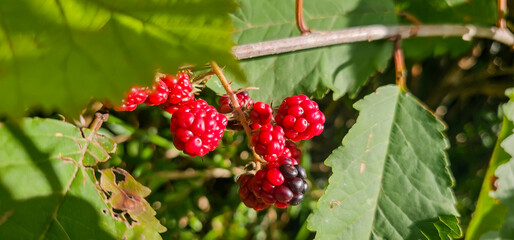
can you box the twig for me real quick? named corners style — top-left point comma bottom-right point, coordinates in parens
top-left (498, 0), bottom-right (507, 29)
top-left (90, 112), bottom-right (109, 134)
top-left (397, 10), bottom-right (421, 36)
top-left (232, 24), bottom-right (514, 59)
top-left (295, 0), bottom-right (311, 35)
top-left (210, 61), bottom-right (265, 163)
top-left (393, 36), bottom-right (407, 92)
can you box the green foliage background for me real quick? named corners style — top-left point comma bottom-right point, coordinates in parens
top-left (1, 0), bottom-right (514, 239)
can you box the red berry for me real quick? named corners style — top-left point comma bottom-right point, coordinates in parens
top-left (218, 90), bottom-right (254, 114)
top-left (114, 86), bottom-right (148, 111)
top-left (170, 100), bottom-right (227, 157)
top-left (161, 73), bottom-right (195, 105)
top-left (145, 79), bottom-right (170, 106)
top-left (266, 168), bottom-right (285, 186)
top-left (237, 173), bottom-right (271, 211)
top-left (250, 102), bottom-right (273, 125)
top-left (275, 95), bottom-right (325, 141)
top-left (252, 124), bottom-right (285, 162)
top-left (281, 141), bottom-right (302, 164)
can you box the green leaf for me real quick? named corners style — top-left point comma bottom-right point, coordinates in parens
top-left (466, 90), bottom-right (514, 240)
top-left (208, 0), bottom-right (397, 102)
top-left (307, 85), bottom-right (461, 239)
top-left (0, 118), bottom-right (164, 239)
top-left (478, 100), bottom-right (514, 239)
top-left (480, 135), bottom-right (514, 239)
top-left (0, 0), bottom-right (240, 117)
top-left (465, 120), bottom-right (512, 240)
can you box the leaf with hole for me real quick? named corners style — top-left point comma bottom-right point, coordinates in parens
top-left (0, 118), bottom-right (164, 239)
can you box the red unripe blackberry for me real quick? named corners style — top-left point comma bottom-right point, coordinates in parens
top-left (145, 79), bottom-right (169, 106)
top-left (266, 168), bottom-right (284, 186)
top-left (237, 173), bottom-right (271, 211)
top-left (250, 102), bottom-right (273, 125)
top-left (252, 124), bottom-right (286, 162)
top-left (218, 90), bottom-right (254, 114)
top-left (114, 86), bottom-right (148, 111)
top-left (170, 100), bottom-right (227, 157)
top-left (281, 141), bottom-right (302, 164)
top-left (160, 103), bottom-right (182, 115)
top-left (161, 73), bottom-right (195, 105)
top-left (275, 95), bottom-right (325, 141)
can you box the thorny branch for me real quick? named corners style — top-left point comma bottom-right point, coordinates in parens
top-left (210, 61), bottom-right (265, 164)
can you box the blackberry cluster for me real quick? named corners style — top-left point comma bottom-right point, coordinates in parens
top-left (145, 79), bottom-right (169, 106)
top-left (114, 87), bottom-right (148, 111)
top-left (275, 95), bottom-right (325, 141)
top-left (114, 70), bottom-right (326, 210)
top-left (250, 102), bottom-right (273, 128)
top-left (251, 124), bottom-right (285, 162)
top-left (238, 157), bottom-right (308, 210)
top-left (170, 100), bottom-right (227, 157)
top-left (114, 72), bottom-right (194, 113)
top-left (218, 90), bottom-right (254, 114)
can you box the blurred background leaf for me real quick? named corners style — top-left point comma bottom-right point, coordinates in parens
top-left (0, 0), bottom-right (240, 118)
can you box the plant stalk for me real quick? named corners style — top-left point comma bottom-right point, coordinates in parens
top-left (295, 0), bottom-right (311, 35)
top-left (232, 24), bottom-right (514, 59)
top-left (210, 61), bottom-right (265, 163)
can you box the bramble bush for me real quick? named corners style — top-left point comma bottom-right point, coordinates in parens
top-left (1, 0), bottom-right (514, 239)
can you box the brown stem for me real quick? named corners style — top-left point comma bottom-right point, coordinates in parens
top-left (393, 36), bottom-right (407, 92)
top-left (498, 0), bottom-right (507, 29)
top-left (296, 0), bottom-right (311, 35)
top-left (90, 112), bottom-right (109, 134)
top-left (398, 10), bottom-right (421, 36)
top-left (210, 61), bottom-right (265, 163)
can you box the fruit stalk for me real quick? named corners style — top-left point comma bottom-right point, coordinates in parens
top-left (210, 61), bottom-right (265, 163)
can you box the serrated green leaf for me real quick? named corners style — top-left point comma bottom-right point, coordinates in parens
top-left (208, 0), bottom-right (397, 102)
top-left (464, 119), bottom-right (512, 240)
top-left (466, 89), bottom-right (514, 240)
top-left (0, 0), bottom-right (240, 117)
top-left (307, 85), bottom-right (460, 239)
top-left (479, 126), bottom-right (514, 239)
top-left (0, 118), bottom-right (164, 239)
